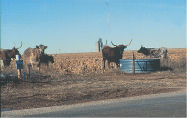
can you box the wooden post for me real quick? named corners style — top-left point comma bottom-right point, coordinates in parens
top-left (132, 51), bottom-right (135, 73)
top-left (17, 69), bottom-right (21, 78)
top-left (16, 55), bottom-right (22, 79)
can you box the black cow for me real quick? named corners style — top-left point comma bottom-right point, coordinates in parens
top-left (102, 39), bottom-right (132, 69)
top-left (41, 54), bottom-right (54, 66)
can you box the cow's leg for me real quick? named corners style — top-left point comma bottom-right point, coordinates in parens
top-left (38, 63), bottom-right (40, 73)
top-left (27, 64), bottom-right (31, 79)
top-left (3, 60), bottom-right (7, 66)
top-left (116, 62), bottom-right (119, 68)
top-left (38, 67), bottom-right (40, 73)
top-left (164, 56), bottom-right (168, 67)
top-left (161, 53), bottom-right (167, 67)
top-left (164, 51), bottom-right (168, 67)
top-left (38, 65), bottom-right (40, 73)
top-left (107, 61), bottom-right (110, 69)
top-left (27, 64), bottom-right (29, 72)
top-left (6, 60), bottom-right (11, 66)
top-left (103, 59), bottom-right (105, 70)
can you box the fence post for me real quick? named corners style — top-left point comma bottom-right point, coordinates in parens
top-left (16, 55), bottom-right (22, 79)
top-left (132, 51), bottom-right (135, 73)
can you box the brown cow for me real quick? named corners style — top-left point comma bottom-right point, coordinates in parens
top-left (102, 39), bottom-right (132, 70)
top-left (24, 44), bottom-right (48, 70)
top-left (0, 42), bottom-right (22, 67)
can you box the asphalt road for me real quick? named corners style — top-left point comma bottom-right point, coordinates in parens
top-left (1, 91), bottom-right (186, 117)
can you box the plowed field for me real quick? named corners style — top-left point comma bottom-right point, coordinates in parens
top-left (1, 48), bottom-right (186, 110)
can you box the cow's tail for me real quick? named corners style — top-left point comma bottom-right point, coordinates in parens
top-left (165, 49), bottom-right (168, 59)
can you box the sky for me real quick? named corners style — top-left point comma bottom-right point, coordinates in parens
top-left (1, 0), bottom-right (186, 54)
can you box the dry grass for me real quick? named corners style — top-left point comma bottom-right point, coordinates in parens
top-left (1, 69), bottom-right (186, 110)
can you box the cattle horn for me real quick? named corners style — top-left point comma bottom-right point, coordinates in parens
top-left (111, 41), bottom-right (117, 46)
top-left (124, 39), bottom-right (132, 47)
top-left (15, 41), bottom-right (23, 49)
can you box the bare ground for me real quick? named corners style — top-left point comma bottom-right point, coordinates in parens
top-left (1, 69), bottom-right (186, 110)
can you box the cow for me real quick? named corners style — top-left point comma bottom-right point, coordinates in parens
top-left (0, 42), bottom-right (22, 67)
top-left (102, 39), bottom-right (132, 70)
top-left (137, 45), bottom-right (167, 59)
top-left (23, 44), bottom-right (48, 71)
top-left (41, 54), bottom-right (54, 66)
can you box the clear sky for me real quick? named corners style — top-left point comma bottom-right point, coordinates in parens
top-left (1, 0), bottom-right (186, 54)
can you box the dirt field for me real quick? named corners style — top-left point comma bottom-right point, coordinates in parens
top-left (1, 48), bottom-right (186, 110)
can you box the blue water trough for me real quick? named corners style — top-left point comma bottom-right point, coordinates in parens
top-left (120, 58), bottom-right (160, 73)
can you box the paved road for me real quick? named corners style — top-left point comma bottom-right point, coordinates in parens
top-left (1, 91), bottom-right (186, 117)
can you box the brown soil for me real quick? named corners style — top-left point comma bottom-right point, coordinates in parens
top-left (1, 48), bottom-right (186, 110)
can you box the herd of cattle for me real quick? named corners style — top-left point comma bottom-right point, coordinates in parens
top-left (0, 42), bottom-right (54, 70)
top-left (0, 40), bottom-right (168, 70)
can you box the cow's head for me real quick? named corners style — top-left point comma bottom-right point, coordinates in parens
top-left (111, 39), bottom-right (132, 54)
top-left (36, 44), bottom-right (48, 55)
top-left (11, 42), bottom-right (22, 58)
top-left (137, 45), bottom-right (149, 55)
top-left (138, 45), bottom-right (146, 53)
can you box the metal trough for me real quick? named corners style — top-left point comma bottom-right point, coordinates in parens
top-left (120, 59), bottom-right (160, 73)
